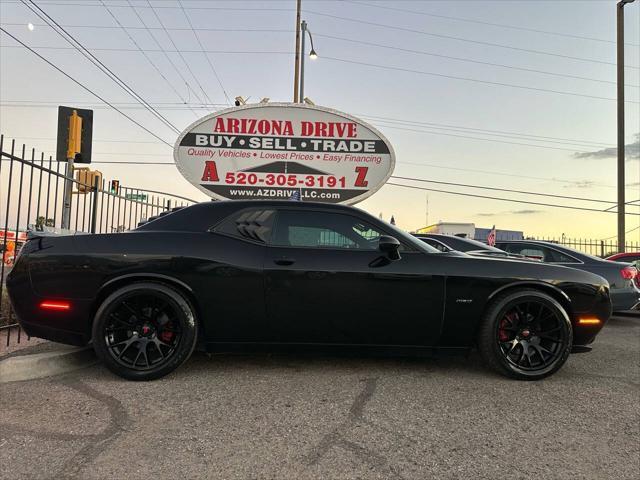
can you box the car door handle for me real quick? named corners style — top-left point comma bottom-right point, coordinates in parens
top-left (274, 257), bottom-right (296, 266)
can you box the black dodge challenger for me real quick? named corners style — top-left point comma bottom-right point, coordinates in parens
top-left (7, 201), bottom-right (611, 381)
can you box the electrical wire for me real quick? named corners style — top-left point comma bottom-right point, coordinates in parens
top-left (346, 0), bottom-right (640, 47)
top-left (145, 0), bottom-right (215, 106)
top-left (390, 176), bottom-right (618, 205)
top-left (321, 56), bottom-right (640, 104)
top-left (385, 182), bottom-right (640, 215)
top-left (21, 0), bottom-right (181, 134)
top-left (177, 0), bottom-right (231, 105)
top-left (314, 33), bottom-right (639, 89)
top-left (0, 27), bottom-right (173, 147)
top-left (305, 9), bottom-right (640, 69)
top-left (99, 0), bottom-right (199, 119)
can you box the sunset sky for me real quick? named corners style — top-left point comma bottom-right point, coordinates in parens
top-left (1, 0), bottom-right (638, 241)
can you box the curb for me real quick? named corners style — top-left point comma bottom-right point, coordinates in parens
top-left (0, 346), bottom-right (98, 383)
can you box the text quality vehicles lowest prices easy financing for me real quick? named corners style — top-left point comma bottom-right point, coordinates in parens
top-left (7, 201), bottom-right (612, 381)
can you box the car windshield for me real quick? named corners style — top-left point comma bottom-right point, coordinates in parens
top-left (376, 220), bottom-right (440, 253)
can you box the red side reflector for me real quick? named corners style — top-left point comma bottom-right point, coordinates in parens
top-left (578, 317), bottom-right (602, 326)
top-left (39, 300), bottom-right (71, 311)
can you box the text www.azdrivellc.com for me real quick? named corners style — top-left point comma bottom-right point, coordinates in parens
top-left (228, 188), bottom-right (342, 200)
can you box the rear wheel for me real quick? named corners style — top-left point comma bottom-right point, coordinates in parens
top-left (92, 282), bottom-right (197, 381)
top-left (478, 289), bottom-right (572, 380)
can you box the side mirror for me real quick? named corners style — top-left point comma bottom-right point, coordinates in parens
top-left (378, 235), bottom-right (401, 261)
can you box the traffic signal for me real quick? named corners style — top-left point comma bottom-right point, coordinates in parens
top-left (56, 106), bottom-right (93, 163)
top-left (110, 180), bottom-right (120, 194)
top-left (75, 168), bottom-right (102, 194)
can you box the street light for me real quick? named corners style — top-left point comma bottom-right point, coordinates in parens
top-left (299, 20), bottom-right (317, 103)
top-left (616, 0), bottom-right (636, 252)
top-left (27, 22), bottom-right (34, 31)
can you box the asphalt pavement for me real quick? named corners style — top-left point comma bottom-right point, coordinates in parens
top-left (0, 315), bottom-right (638, 480)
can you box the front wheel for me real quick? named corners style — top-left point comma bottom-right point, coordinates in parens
top-left (92, 282), bottom-right (197, 381)
top-left (478, 289), bottom-right (572, 380)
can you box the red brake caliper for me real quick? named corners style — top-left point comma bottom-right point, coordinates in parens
top-left (498, 313), bottom-right (516, 342)
top-left (160, 323), bottom-right (175, 343)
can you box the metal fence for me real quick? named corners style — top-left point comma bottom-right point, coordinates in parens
top-left (528, 236), bottom-right (639, 258)
top-left (0, 135), bottom-right (197, 351)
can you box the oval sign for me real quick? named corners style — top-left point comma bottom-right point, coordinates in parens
top-left (173, 103), bottom-right (395, 204)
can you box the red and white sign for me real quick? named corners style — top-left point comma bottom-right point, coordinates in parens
top-left (0, 230), bottom-right (28, 243)
top-left (173, 103), bottom-right (395, 204)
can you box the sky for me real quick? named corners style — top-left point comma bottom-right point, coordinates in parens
top-left (0, 0), bottom-right (639, 242)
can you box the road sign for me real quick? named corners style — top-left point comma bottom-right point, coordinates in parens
top-left (125, 193), bottom-right (148, 201)
top-left (173, 103), bottom-right (395, 205)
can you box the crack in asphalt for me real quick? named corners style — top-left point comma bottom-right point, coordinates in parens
top-left (51, 379), bottom-right (130, 480)
top-left (305, 377), bottom-right (406, 480)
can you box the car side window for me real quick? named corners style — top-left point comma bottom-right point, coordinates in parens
top-left (546, 249), bottom-right (577, 263)
top-left (420, 238), bottom-right (449, 252)
top-left (272, 210), bottom-right (384, 250)
top-left (214, 209), bottom-right (276, 243)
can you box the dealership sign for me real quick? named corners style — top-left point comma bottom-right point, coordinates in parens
top-left (173, 103), bottom-right (395, 204)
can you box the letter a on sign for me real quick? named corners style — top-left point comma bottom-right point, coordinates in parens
top-left (201, 161), bottom-right (219, 182)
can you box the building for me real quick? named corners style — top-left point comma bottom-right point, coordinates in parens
top-left (414, 222), bottom-right (523, 242)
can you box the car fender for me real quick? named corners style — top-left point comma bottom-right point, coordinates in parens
top-left (487, 280), bottom-right (571, 304)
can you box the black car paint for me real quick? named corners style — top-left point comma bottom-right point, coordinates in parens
top-left (7, 201), bottom-right (611, 353)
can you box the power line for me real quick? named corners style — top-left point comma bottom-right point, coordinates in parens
top-left (99, 0), bottom-right (197, 118)
top-left (0, 22), bottom-right (293, 33)
top-left (177, 0), bottom-right (231, 105)
top-left (0, 43), bottom-right (294, 55)
top-left (360, 114), bottom-right (614, 148)
top-left (145, 0), bottom-right (215, 106)
top-left (385, 182), bottom-right (640, 216)
top-left (314, 33), bottom-right (639, 89)
top-left (395, 161), bottom-right (618, 190)
top-left (321, 55), bottom-right (640, 104)
top-left (346, 0), bottom-right (640, 47)
top-left (305, 10), bottom-right (640, 70)
top-left (390, 175), bottom-right (617, 204)
top-left (21, 0), bottom-right (181, 134)
top-left (127, 0), bottom-right (202, 112)
top-left (0, 27), bottom-right (173, 147)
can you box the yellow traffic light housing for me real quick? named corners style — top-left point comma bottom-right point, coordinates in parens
top-left (66, 109), bottom-right (82, 160)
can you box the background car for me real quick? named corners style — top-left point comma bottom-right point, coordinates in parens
top-left (414, 233), bottom-right (529, 260)
top-left (496, 240), bottom-right (639, 312)
top-left (606, 252), bottom-right (640, 289)
top-left (8, 201), bottom-right (612, 381)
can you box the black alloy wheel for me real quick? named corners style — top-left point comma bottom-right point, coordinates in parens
top-left (478, 289), bottom-right (572, 380)
top-left (93, 283), bottom-right (197, 381)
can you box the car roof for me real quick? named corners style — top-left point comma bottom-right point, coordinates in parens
top-left (495, 239), bottom-right (603, 262)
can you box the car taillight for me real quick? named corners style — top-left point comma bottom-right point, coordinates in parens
top-left (621, 266), bottom-right (637, 280)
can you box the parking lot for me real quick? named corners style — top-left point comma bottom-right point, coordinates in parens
top-left (0, 314), bottom-right (638, 480)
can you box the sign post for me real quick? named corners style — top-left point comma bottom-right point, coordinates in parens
top-left (173, 103), bottom-right (395, 205)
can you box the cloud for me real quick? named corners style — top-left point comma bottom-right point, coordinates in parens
top-left (562, 180), bottom-right (597, 189)
top-left (476, 210), bottom-right (542, 217)
top-left (510, 209), bottom-right (542, 215)
top-left (573, 133), bottom-right (639, 161)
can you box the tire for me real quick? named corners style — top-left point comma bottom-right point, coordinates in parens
top-left (92, 282), bottom-right (197, 381)
top-left (477, 289), bottom-right (572, 380)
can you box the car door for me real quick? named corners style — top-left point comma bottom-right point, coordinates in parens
top-left (263, 208), bottom-right (445, 346)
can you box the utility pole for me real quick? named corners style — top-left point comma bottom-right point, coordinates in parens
top-left (616, 0), bottom-right (636, 252)
top-left (293, 0), bottom-right (302, 103)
